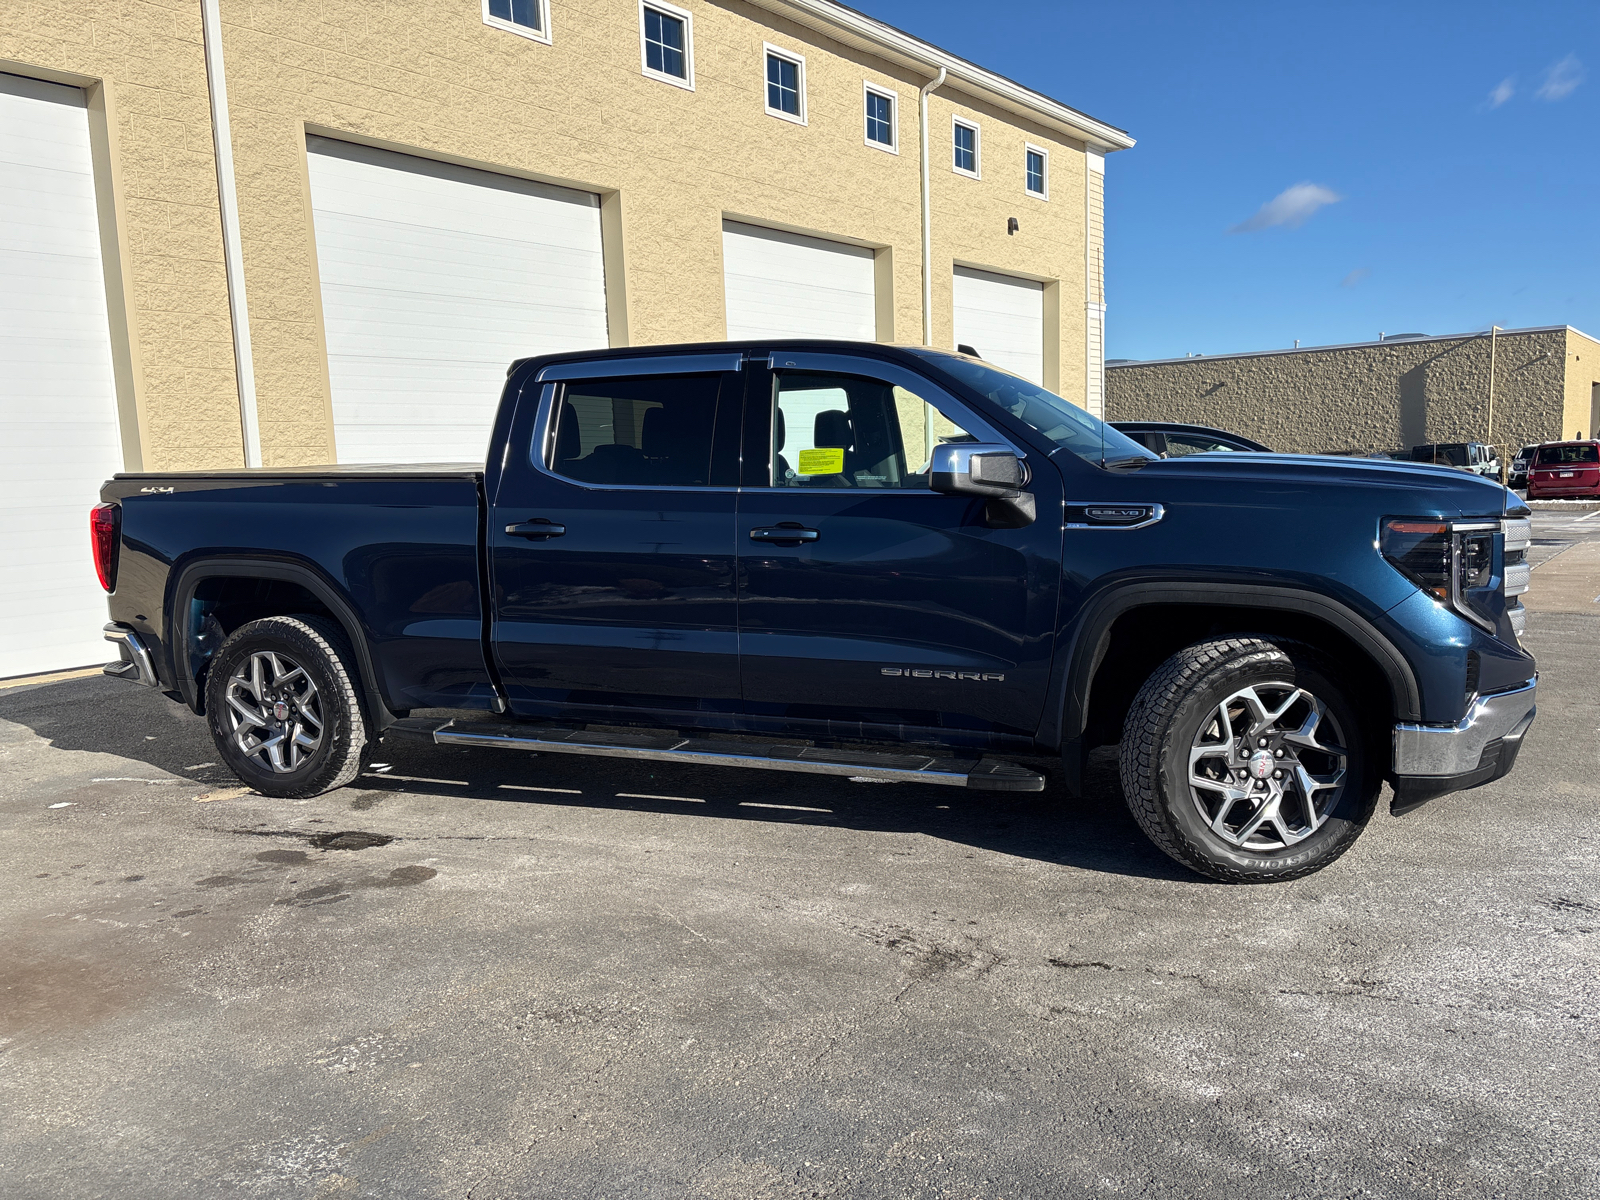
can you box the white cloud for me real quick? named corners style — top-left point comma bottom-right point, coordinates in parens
top-left (1488, 76), bottom-right (1515, 107)
top-left (1341, 268), bottom-right (1370, 288)
top-left (1227, 183), bottom-right (1342, 234)
top-left (1537, 54), bottom-right (1583, 100)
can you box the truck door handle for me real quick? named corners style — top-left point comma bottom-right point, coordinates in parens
top-left (749, 524), bottom-right (819, 543)
top-left (505, 519), bottom-right (566, 539)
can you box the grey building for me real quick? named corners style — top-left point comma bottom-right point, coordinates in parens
top-left (1106, 325), bottom-right (1600, 456)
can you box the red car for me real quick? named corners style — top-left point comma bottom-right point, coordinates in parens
top-left (1527, 441), bottom-right (1600, 498)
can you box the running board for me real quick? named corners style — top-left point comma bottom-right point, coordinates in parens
top-left (389, 718), bottom-right (1046, 792)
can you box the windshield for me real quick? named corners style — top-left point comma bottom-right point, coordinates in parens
top-left (923, 355), bottom-right (1156, 466)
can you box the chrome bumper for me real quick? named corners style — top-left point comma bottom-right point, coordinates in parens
top-left (1392, 679), bottom-right (1538, 776)
top-left (103, 623), bottom-right (159, 687)
top-left (1389, 678), bottom-right (1537, 814)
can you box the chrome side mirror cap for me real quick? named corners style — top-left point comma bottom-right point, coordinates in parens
top-left (930, 443), bottom-right (1028, 496)
top-left (930, 443), bottom-right (1035, 528)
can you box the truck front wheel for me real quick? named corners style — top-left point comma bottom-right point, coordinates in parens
top-left (204, 615), bottom-right (370, 798)
top-left (1119, 637), bottom-right (1380, 882)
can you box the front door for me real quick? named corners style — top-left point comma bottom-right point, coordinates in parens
top-left (735, 353), bottom-right (1062, 743)
top-left (489, 355), bottom-right (744, 723)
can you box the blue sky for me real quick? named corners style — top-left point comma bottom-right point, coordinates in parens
top-left (860, 0), bottom-right (1600, 361)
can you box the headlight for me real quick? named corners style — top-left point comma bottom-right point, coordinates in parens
top-left (1381, 518), bottom-right (1508, 635)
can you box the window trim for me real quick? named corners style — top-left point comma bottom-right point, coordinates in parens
top-left (951, 115), bottom-right (981, 179)
top-left (531, 371), bottom-right (738, 493)
top-left (763, 43), bottom-right (807, 126)
top-left (481, 0), bottom-right (552, 45)
top-left (755, 354), bottom-right (1015, 493)
top-left (639, 0), bottom-right (695, 92)
top-left (863, 81), bottom-right (898, 154)
top-left (1024, 142), bottom-right (1049, 200)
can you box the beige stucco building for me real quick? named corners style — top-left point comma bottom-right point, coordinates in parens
top-left (1106, 326), bottom-right (1600, 457)
top-left (3, 0), bottom-right (1131, 471)
top-left (0, 0), bottom-right (1131, 677)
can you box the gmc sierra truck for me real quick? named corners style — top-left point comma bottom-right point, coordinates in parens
top-left (95, 342), bottom-right (1537, 882)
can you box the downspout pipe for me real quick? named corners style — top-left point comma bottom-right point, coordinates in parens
top-left (200, 0), bottom-right (261, 467)
top-left (918, 66), bottom-right (947, 347)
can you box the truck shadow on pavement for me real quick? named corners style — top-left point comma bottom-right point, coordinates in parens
top-left (2, 677), bottom-right (1200, 884)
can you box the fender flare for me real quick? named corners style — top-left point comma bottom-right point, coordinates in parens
top-left (167, 556), bottom-right (394, 729)
top-left (1041, 580), bottom-right (1423, 749)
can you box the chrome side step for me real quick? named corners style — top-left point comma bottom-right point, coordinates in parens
top-left (103, 623), bottom-right (159, 687)
top-left (391, 718), bottom-right (1046, 792)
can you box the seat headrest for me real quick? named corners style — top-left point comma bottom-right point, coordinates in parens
top-left (641, 406), bottom-right (670, 457)
top-left (775, 407), bottom-right (786, 451)
top-left (814, 409), bottom-right (852, 449)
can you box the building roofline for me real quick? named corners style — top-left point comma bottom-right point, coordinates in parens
top-left (743, 0), bottom-right (1135, 151)
top-left (1108, 325), bottom-right (1595, 370)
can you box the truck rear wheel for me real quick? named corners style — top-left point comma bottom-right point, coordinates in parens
top-left (1119, 637), bottom-right (1379, 883)
top-left (204, 615), bottom-right (370, 798)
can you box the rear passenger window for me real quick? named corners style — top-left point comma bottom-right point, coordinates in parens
top-left (770, 370), bottom-right (974, 488)
top-left (549, 374), bottom-right (721, 487)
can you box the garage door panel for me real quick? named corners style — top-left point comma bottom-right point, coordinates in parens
top-left (723, 221), bottom-right (876, 342)
top-left (952, 266), bottom-right (1044, 386)
top-left (307, 138), bottom-right (609, 464)
top-left (0, 72), bottom-right (123, 677)
top-left (311, 219), bottom-right (605, 300)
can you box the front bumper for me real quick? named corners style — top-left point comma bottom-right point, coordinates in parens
top-left (1390, 678), bottom-right (1537, 814)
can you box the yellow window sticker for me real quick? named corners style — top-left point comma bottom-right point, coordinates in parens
top-left (797, 447), bottom-right (845, 475)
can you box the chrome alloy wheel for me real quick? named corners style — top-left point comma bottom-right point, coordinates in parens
top-left (1187, 682), bottom-right (1348, 850)
top-left (223, 650), bottom-right (324, 773)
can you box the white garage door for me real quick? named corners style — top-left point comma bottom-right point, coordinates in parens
top-left (722, 221), bottom-right (876, 342)
top-left (952, 265), bottom-right (1044, 384)
top-left (0, 73), bottom-right (123, 679)
top-left (306, 138), bottom-right (609, 464)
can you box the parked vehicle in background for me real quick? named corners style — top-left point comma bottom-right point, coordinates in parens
top-left (1408, 442), bottom-right (1501, 480)
top-left (1527, 441), bottom-right (1600, 499)
top-left (1510, 444), bottom-right (1543, 489)
top-left (94, 340), bottom-right (1537, 884)
top-left (1110, 421), bottom-right (1272, 456)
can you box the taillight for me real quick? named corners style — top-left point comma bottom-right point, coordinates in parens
top-left (90, 502), bottom-right (120, 592)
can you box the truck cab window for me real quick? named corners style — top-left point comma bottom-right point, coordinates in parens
top-left (549, 374), bottom-right (721, 487)
top-left (771, 370), bottom-right (974, 488)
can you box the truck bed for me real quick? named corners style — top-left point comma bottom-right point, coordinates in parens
top-left (103, 463), bottom-right (493, 719)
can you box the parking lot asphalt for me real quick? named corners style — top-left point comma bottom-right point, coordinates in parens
top-left (3, 528), bottom-right (1598, 1199)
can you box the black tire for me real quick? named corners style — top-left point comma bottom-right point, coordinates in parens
top-left (1118, 636), bottom-right (1380, 883)
top-left (204, 615), bottom-right (370, 798)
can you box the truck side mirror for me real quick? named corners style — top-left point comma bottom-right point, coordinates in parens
top-left (930, 443), bottom-right (1036, 528)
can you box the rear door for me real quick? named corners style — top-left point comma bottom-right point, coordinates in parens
top-left (735, 352), bottom-right (1062, 741)
top-left (488, 354), bottom-right (744, 722)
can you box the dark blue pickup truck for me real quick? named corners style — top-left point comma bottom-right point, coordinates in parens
top-left (95, 342), bottom-right (1537, 882)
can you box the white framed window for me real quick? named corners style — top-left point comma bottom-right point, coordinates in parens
top-left (1025, 143), bottom-right (1049, 199)
top-left (952, 115), bottom-right (981, 179)
top-left (639, 0), bottom-right (694, 90)
top-left (483, 0), bottom-right (551, 43)
top-left (863, 82), bottom-right (897, 153)
top-left (764, 44), bottom-right (806, 125)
